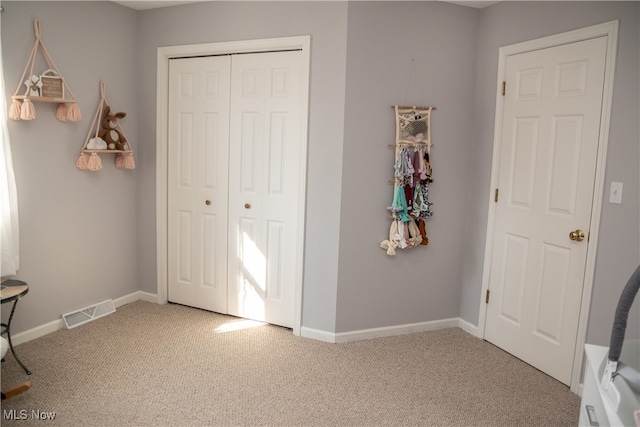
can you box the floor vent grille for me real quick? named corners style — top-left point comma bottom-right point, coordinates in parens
top-left (62, 299), bottom-right (116, 329)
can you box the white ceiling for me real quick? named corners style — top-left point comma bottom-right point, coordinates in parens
top-left (112, 0), bottom-right (500, 12)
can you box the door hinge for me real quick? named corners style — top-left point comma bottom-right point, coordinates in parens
top-left (501, 81), bottom-right (506, 96)
top-left (485, 289), bottom-right (490, 304)
top-left (494, 188), bottom-right (499, 203)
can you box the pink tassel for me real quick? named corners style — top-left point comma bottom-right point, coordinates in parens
top-left (122, 152), bottom-right (135, 169)
top-left (115, 153), bottom-right (125, 169)
top-left (20, 98), bottom-right (35, 120)
top-left (116, 153), bottom-right (135, 169)
top-left (56, 103), bottom-right (69, 122)
top-left (66, 103), bottom-right (82, 122)
top-left (86, 153), bottom-right (102, 172)
top-left (9, 99), bottom-right (22, 120)
top-left (76, 153), bottom-right (89, 170)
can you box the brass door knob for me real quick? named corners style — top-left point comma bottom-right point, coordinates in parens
top-left (569, 229), bottom-right (585, 242)
top-left (244, 203), bottom-right (251, 209)
top-left (205, 200), bottom-right (211, 205)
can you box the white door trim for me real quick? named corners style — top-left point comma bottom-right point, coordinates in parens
top-left (477, 21), bottom-right (618, 393)
top-left (156, 36), bottom-right (311, 336)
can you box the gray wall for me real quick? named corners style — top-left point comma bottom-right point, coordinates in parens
top-left (134, 1), bottom-right (349, 333)
top-left (2, 1), bottom-right (638, 349)
top-left (336, 2), bottom-right (478, 332)
top-left (459, 1), bottom-right (640, 346)
top-left (2, 0), bottom-right (350, 335)
top-left (1, 1), bottom-right (139, 331)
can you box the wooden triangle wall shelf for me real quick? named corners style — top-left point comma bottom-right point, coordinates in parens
top-left (9, 19), bottom-right (81, 122)
top-left (76, 81), bottom-right (135, 172)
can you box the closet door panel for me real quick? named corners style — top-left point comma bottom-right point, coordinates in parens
top-left (228, 51), bottom-right (303, 328)
top-left (240, 112), bottom-right (261, 193)
top-left (268, 113), bottom-right (286, 195)
top-left (168, 56), bottom-right (231, 313)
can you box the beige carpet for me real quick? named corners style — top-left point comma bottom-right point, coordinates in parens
top-left (1, 300), bottom-right (580, 426)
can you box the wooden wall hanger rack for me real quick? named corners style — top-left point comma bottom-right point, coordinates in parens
top-left (76, 81), bottom-right (135, 172)
top-left (380, 104), bottom-right (436, 256)
top-left (9, 19), bottom-right (81, 122)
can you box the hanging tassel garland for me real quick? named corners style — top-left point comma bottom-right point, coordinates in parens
top-left (115, 154), bottom-right (125, 169)
top-left (86, 153), bottom-right (102, 171)
top-left (20, 98), bottom-right (36, 120)
top-left (66, 103), bottom-right (81, 122)
top-left (9, 99), bottom-right (22, 120)
top-left (76, 152), bottom-right (89, 170)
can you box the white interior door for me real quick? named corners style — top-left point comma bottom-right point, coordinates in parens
top-left (227, 51), bottom-right (303, 328)
top-left (167, 56), bottom-right (231, 313)
top-left (167, 50), bottom-right (303, 328)
top-left (484, 36), bottom-right (608, 385)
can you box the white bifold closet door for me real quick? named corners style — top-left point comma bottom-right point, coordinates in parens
top-left (167, 50), bottom-right (303, 328)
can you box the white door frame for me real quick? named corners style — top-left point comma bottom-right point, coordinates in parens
top-left (156, 36), bottom-right (311, 336)
top-left (477, 21), bottom-right (618, 393)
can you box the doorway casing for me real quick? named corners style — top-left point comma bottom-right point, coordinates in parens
top-left (477, 21), bottom-right (618, 394)
top-left (155, 36), bottom-right (311, 336)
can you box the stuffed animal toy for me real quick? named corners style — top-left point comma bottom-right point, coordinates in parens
top-left (24, 75), bottom-right (42, 97)
top-left (99, 106), bottom-right (129, 150)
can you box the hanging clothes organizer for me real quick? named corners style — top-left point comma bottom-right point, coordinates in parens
top-left (380, 105), bottom-right (435, 256)
top-left (9, 19), bottom-right (81, 122)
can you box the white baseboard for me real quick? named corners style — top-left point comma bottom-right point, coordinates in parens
top-left (12, 296), bottom-right (481, 348)
top-left (11, 318), bottom-right (65, 347)
top-left (10, 291), bottom-right (159, 346)
top-left (113, 290), bottom-right (158, 306)
top-left (299, 326), bottom-right (337, 343)
top-left (301, 317), bottom-right (478, 343)
top-left (458, 317), bottom-right (481, 337)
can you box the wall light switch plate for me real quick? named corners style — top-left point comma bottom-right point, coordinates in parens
top-left (610, 181), bottom-right (623, 204)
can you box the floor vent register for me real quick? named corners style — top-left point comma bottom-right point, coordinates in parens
top-left (62, 299), bottom-right (116, 329)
